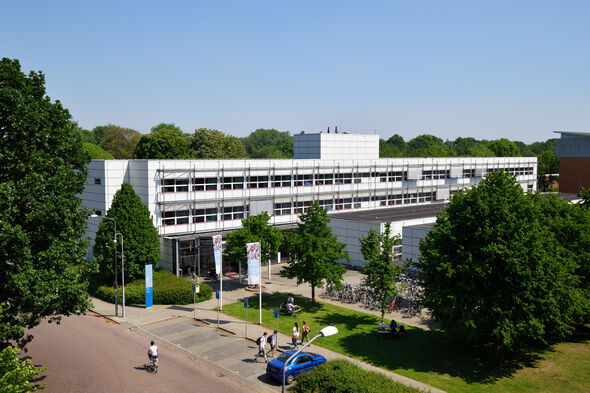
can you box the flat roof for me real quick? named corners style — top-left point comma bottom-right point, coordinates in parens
top-left (328, 203), bottom-right (448, 223)
top-left (554, 131), bottom-right (590, 137)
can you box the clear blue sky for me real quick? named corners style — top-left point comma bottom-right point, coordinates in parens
top-left (2, 1), bottom-right (589, 143)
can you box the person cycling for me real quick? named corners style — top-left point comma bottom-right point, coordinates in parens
top-left (148, 341), bottom-right (159, 370)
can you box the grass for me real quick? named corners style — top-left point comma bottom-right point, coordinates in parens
top-left (222, 292), bottom-right (590, 393)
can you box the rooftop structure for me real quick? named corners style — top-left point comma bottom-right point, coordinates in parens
top-left (554, 131), bottom-right (590, 193)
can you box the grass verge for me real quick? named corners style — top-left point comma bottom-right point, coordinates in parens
top-left (222, 292), bottom-right (590, 393)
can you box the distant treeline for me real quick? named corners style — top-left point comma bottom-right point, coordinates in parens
top-left (76, 124), bottom-right (559, 191)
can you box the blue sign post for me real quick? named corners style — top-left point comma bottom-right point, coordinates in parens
top-left (145, 264), bottom-right (153, 309)
top-left (216, 290), bottom-right (220, 327)
top-left (274, 308), bottom-right (279, 338)
top-left (244, 298), bottom-right (248, 338)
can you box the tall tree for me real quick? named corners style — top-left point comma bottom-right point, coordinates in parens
top-left (488, 138), bottom-right (521, 157)
top-left (416, 171), bottom-right (581, 351)
top-left (102, 125), bottom-right (141, 159)
top-left (92, 125), bottom-right (108, 146)
top-left (360, 222), bottom-right (403, 322)
top-left (536, 149), bottom-right (559, 191)
top-left (241, 128), bottom-right (292, 158)
top-left (132, 127), bottom-right (189, 159)
top-left (282, 203), bottom-right (348, 303)
top-left (0, 58), bottom-right (92, 348)
top-left (83, 142), bottom-right (115, 159)
top-left (150, 122), bottom-right (183, 135)
top-left (93, 183), bottom-right (160, 281)
top-left (188, 128), bottom-right (247, 159)
top-left (224, 212), bottom-right (283, 282)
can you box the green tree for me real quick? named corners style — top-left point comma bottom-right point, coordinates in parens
top-left (188, 128), bottom-right (247, 159)
top-left (102, 125), bottom-right (141, 158)
top-left (224, 212), bottom-right (283, 281)
top-left (83, 142), bottom-right (115, 159)
top-left (537, 149), bottom-right (559, 191)
top-left (0, 58), bottom-right (92, 348)
top-left (416, 171), bottom-right (581, 351)
top-left (93, 183), bottom-right (160, 281)
top-left (241, 128), bottom-right (292, 158)
top-left (282, 203), bottom-right (348, 303)
top-left (360, 222), bottom-right (403, 322)
top-left (150, 122), bottom-right (183, 135)
top-left (579, 187), bottom-right (590, 209)
top-left (407, 134), bottom-right (454, 157)
top-left (132, 128), bottom-right (189, 159)
top-left (92, 125), bottom-right (108, 146)
top-left (535, 194), bottom-right (590, 319)
top-left (488, 138), bottom-right (521, 157)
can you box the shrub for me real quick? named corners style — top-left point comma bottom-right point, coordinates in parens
top-left (93, 270), bottom-right (212, 305)
top-left (293, 359), bottom-right (423, 393)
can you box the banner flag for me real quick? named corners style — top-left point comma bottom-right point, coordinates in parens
top-left (145, 264), bottom-right (153, 309)
top-left (213, 235), bottom-right (222, 275)
top-left (246, 242), bottom-right (261, 285)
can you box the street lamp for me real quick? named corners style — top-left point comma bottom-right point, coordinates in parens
top-left (90, 214), bottom-right (125, 318)
top-left (282, 326), bottom-right (338, 393)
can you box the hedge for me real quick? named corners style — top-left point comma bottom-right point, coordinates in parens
top-left (94, 270), bottom-right (212, 305)
top-left (292, 359), bottom-right (423, 393)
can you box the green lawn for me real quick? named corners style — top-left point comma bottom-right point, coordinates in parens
top-left (222, 292), bottom-right (590, 393)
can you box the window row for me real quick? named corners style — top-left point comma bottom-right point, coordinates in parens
top-left (160, 166), bottom-right (533, 193)
top-left (162, 206), bottom-right (249, 226)
top-left (272, 191), bottom-right (438, 215)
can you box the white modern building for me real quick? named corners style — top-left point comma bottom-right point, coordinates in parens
top-left (82, 132), bottom-right (537, 275)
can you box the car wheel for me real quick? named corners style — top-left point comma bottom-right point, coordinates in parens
top-left (286, 374), bottom-right (294, 385)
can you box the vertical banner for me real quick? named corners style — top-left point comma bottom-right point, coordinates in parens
top-left (246, 242), bottom-right (261, 285)
top-left (213, 235), bottom-right (222, 275)
top-left (145, 264), bottom-right (153, 309)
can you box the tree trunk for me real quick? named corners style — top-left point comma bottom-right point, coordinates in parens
top-left (311, 285), bottom-right (316, 304)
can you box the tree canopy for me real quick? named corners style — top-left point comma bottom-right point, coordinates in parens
top-left (102, 125), bottom-right (141, 159)
top-left (224, 212), bottom-right (283, 276)
top-left (83, 142), bottom-right (114, 159)
top-left (488, 138), bottom-right (521, 157)
top-left (0, 58), bottom-right (92, 348)
top-left (188, 128), bottom-right (248, 159)
top-left (282, 203), bottom-right (348, 303)
top-left (132, 127), bottom-right (189, 159)
top-left (241, 128), bottom-right (293, 158)
top-left (415, 171), bottom-right (584, 351)
top-left (93, 183), bottom-right (160, 281)
top-left (536, 149), bottom-right (559, 191)
top-left (360, 222), bottom-right (403, 322)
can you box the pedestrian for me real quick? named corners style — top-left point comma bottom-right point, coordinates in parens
top-left (292, 322), bottom-right (300, 349)
top-left (301, 321), bottom-right (311, 345)
top-left (255, 332), bottom-right (268, 363)
top-left (268, 330), bottom-right (278, 358)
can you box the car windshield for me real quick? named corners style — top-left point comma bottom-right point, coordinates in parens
top-left (276, 353), bottom-right (291, 362)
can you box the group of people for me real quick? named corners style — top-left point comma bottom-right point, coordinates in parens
top-left (255, 330), bottom-right (278, 363)
top-left (255, 320), bottom-right (312, 362)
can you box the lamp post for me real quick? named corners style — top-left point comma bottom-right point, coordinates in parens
top-left (281, 326), bottom-right (338, 393)
top-left (114, 232), bottom-right (125, 318)
top-left (90, 214), bottom-right (125, 318)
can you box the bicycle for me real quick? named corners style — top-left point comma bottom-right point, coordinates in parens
top-left (148, 355), bottom-right (158, 373)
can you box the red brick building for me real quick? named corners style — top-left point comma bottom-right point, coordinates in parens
top-left (555, 131), bottom-right (590, 193)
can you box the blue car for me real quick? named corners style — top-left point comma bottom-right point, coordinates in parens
top-left (266, 350), bottom-right (327, 385)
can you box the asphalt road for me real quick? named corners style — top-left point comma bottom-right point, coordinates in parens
top-left (23, 312), bottom-right (255, 393)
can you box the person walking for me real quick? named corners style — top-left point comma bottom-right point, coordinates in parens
top-left (268, 330), bottom-right (278, 358)
top-left (292, 322), bottom-right (300, 349)
top-left (255, 332), bottom-right (268, 363)
top-left (301, 321), bottom-right (311, 345)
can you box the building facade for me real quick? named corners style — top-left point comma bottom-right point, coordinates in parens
top-left (555, 131), bottom-right (590, 193)
top-left (82, 134), bottom-right (537, 274)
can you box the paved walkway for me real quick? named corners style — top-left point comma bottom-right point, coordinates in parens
top-left (90, 265), bottom-right (445, 393)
